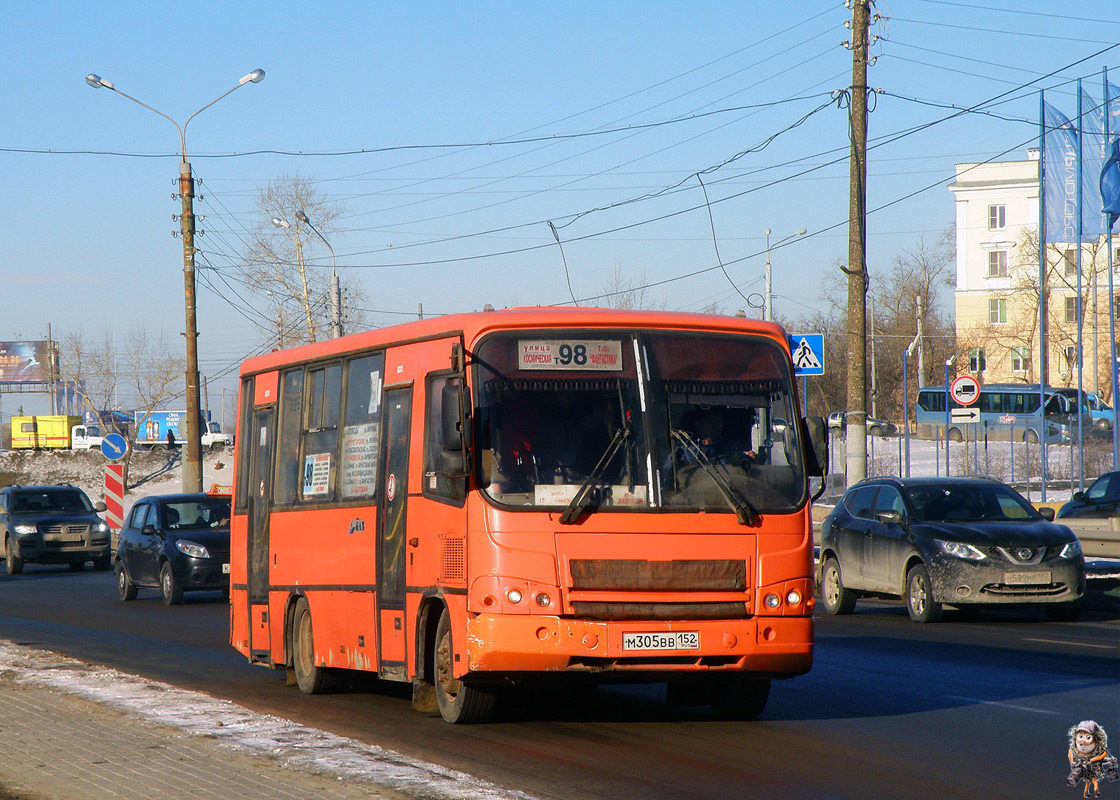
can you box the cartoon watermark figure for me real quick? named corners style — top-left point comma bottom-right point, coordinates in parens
top-left (1067, 720), bottom-right (1119, 797)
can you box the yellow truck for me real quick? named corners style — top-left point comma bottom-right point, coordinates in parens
top-left (11, 415), bottom-right (82, 450)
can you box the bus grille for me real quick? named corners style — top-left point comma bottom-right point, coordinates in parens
top-left (566, 559), bottom-right (749, 621)
top-left (569, 559), bottom-right (745, 592)
top-left (440, 536), bottom-right (465, 582)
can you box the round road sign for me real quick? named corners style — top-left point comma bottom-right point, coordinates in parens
top-left (950, 375), bottom-right (980, 405)
top-left (101, 433), bottom-right (128, 460)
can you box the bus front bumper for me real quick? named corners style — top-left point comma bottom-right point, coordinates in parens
top-left (464, 614), bottom-right (812, 677)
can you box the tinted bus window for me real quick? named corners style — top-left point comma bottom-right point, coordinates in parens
top-left (276, 369), bottom-right (305, 505)
top-left (339, 354), bottom-right (384, 500)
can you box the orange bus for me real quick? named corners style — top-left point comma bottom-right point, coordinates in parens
top-left (230, 307), bottom-right (827, 723)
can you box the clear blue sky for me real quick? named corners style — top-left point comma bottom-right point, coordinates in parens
top-left (3, 1), bottom-right (1119, 421)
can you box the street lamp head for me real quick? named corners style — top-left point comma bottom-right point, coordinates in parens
top-left (271, 217), bottom-right (290, 229)
top-left (240, 69), bottom-right (266, 85)
top-left (796, 228), bottom-right (807, 236)
top-left (85, 74), bottom-right (112, 90)
top-left (764, 228), bottom-right (771, 236)
top-left (295, 210), bottom-right (310, 224)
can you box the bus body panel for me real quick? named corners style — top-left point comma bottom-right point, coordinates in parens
top-left (229, 309), bottom-right (818, 718)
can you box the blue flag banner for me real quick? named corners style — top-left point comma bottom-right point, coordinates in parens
top-left (1081, 88), bottom-right (1107, 237)
top-left (1101, 137), bottom-right (1120, 231)
top-left (1044, 102), bottom-right (1081, 244)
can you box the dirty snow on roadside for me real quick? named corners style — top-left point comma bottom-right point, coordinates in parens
top-left (0, 641), bottom-right (539, 800)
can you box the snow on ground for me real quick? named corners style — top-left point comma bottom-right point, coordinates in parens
top-left (0, 642), bottom-right (539, 800)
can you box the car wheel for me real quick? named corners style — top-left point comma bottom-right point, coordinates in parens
top-left (69, 561), bottom-right (85, 572)
top-left (5, 537), bottom-right (23, 575)
top-left (947, 428), bottom-right (963, 443)
top-left (93, 552), bottom-right (111, 571)
top-left (116, 561), bottom-right (138, 601)
top-left (906, 564), bottom-right (942, 623)
top-left (820, 557), bottom-right (857, 615)
top-left (1024, 429), bottom-right (1040, 445)
top-left (160, 562), bottom-right (183, 605)
top-left (291, 598), bottom-right (343, 694)
top-left (434, 607), bottom-right (496, 723)
top-left (709, 675), bottom-right (770, 720)
top-left (869, 425), bottom-right (883, 438)
top-left (1044, 604), bottom-right (1082, 622)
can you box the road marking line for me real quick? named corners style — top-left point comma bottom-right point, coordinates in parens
top-left (1023, 638), bottom-right (1116, 650)
top-left (946, 696), bottom-right (1060, 714)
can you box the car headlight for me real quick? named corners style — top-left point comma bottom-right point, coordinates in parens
top-left (1060, 539), bottom-right (1083, 559)
top-left (94, 522), bottom-right (109, 534)
top-left (13, 524), bottom-right (37, 536)
top-left (935, 539), bottom-right (987, 560)
top-left (175, 540), bottom-right (211, 559)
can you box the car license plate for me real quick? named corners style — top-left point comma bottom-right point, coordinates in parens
top-left (222, 563), bottom-right (231, 574)
top-left (622, 631), bottom-right (699, 651)
top-left (1004, 571), bottom-right (1050, 585)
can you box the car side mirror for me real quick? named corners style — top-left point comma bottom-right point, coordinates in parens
top-left (1039, 507), bottom-right (1055, 521)
top-left (1072, 491), bottom-right (1085, 502)
top-left (141, 524), bottom-right (157, 536)
top-left (94, 500), bottom-right (107, 513)
top-left (876, 509), bottom-right (903, 525)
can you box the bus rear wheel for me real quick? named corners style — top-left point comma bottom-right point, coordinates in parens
top-left (291, 598), bottom-right (343, 694)
top-left (434, 607), bottom-right (496, 723)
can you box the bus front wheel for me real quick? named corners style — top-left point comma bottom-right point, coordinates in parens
top-left (710, 674), bottom-right (770, 720)
top-left (291, 598), bottom-right (343, 694)
top-left (434, 607), bottom-right (496, 723)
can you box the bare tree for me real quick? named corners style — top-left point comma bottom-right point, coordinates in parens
top-left (595, 264), bottom-right (667, 310)
top-left (238, 173), bottom-right (368, 347)
top-left (60, 325), bottom-right (183, 487)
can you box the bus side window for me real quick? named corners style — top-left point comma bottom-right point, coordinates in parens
top-left (339, 353), bottom-right (384, 500)
top-left (275, 369), bottom-right (305, 505)
top-left (424, 373), bottom-right (466, 503)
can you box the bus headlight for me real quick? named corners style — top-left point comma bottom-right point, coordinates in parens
top-left (764, 593), bottom-right (781, 609)
top-left (786, 589), bottom-right (802, 606)
top-left (506, 588), bottom-right (523, 604)
top-left (534, 592), bottom-right (552, 608)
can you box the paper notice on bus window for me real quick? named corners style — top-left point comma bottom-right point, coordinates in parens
top-left (341, 423), bottom-right (380, 498)
top-left (368, 370), bottom-right (382, 416)
top-left (518, 340), bottom-right (623, 371)
top-left (303, 453), bottom-right (331, 497)
top-left (533, 484), bottom-right (647, 506)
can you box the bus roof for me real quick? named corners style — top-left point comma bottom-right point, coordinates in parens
top-left (239, 306), bottom-right (791, 377)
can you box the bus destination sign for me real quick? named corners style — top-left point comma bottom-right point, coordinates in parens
top-left (518, 339), bottom-right (623, 371)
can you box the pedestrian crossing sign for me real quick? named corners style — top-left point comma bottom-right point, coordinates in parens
top-left (788, 334), bottom-right (824, 376)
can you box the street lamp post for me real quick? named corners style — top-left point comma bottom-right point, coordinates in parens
top-left (87, 69), bottom-right (265, 492)
top-left (763, 227), bottom-right (807, 321)
top-left (296, 211), bottom-right (342, 338)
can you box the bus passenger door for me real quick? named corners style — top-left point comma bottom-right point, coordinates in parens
top-left (377, 388), bottom-right (411, 680)
top-left (246, 407), bottom-right (275, 661)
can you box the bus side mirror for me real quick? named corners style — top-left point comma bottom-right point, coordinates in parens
top-left (801, 416), bottom-right (827, 477)
top-left (440, 382), bottom-right (471, 479)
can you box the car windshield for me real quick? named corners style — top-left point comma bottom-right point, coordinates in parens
top-left (11, 490), bottom-right (92, 514)
top-left (162, 498), bottom-right (231, 530)
top-left (474, 329), bottom-right (806, 515)
top-left (904, 483), bottom-right (1037, 523)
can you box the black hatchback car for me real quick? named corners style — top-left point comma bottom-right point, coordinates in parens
top-left (0, 484), bottom-right (111, 573)
top-left (819, 477), bottom-right (1085, 622)
top-left (1057, 471), bottom-right (1120, 519)
top-left (115, 492), bottom-right (231, 605)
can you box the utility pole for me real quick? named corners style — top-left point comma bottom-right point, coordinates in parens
top-left (916, 294), bottom-right (926, 387)
top-left (870, 297), bottom-right (878, 419)
top-left (179, 156), bottom-right (204, 492)
top-left (845, 0), bottom-right (871, 485)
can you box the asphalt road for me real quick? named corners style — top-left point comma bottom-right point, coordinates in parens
top-left (0, 565), bottom-right (1115, 800)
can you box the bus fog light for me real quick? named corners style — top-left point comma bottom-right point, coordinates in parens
top-left (534, 592), bottom-right (552, 607)
top-left (786, 589), bottom-right (802, 606)
top-left (506, 589), bottom-right (523, 604)
top-left (764, 593), bottom-right (781, 609)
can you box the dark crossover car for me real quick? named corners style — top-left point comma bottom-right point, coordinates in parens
top-left (818, 477), bottom-right (1085, 622)
top-left (0, 484), bottom-right (110, 573)
top-left (1057, 471), bottom-right (1120, 519)
top-left (115, 492), bottom-right (231, 605)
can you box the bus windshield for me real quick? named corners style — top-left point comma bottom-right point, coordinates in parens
top-left (475, 330), bottom-right (806, 515)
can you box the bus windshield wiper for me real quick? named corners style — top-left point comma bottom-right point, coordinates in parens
top-left (559, 426), bottom-right (630, 525)
top-left (670, 429), bottom-right (759, 526)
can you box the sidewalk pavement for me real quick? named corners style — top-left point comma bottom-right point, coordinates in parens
top-left (0, 672), bottom-right (409, 800)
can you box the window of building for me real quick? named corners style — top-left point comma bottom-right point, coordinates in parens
top-left (1063, 248), bottom-right (1077, 277)
top-left (1064, 345), bottom-right (1078, 373)
top-left (969, 348), bottom-right (986, 372)
top-left (987, 250), bottom-right (1008, 278)
top-left (988, 204), bottom-right (1006, 230)
top-left (1011, 347), bottom-right (1030, 373)
top-left (1065, 296), bottom-right (1081, 323)
top-left (989, 298), bottom-right (1007, 324)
